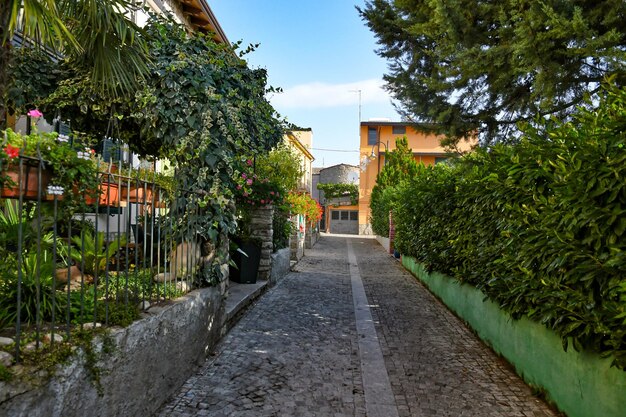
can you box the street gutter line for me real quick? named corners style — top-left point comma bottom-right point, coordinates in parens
top-left (347, 239), bottom-right (400, 417)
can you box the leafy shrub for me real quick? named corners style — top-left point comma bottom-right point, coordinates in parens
top-left (272, 206), bottom-right (293, 251)
top-left (370, 185), bottom-right (396, 237)
top-left (369, 137), bottom-right (420, 237)
top-left (393, 85), bottom-right (626, 368)
top-left (0, 251), bottom-right (65, 329)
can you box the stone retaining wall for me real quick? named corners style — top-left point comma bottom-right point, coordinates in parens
top-left (270, 247), bottom-right (291, 284)
top-left (248, 205), bottom-right (274, 281)
top-left (0, 266), bottom-right (229, 417)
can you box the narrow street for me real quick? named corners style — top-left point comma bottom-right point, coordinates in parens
top-left (156, 235), bottom-right (558, 417)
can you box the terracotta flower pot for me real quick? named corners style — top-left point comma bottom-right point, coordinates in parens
top-left (1, 164), bottom-right (52, 200)
top-left (85, 182), bottom-right (129, 207)
top-left (124, 185), bottom-right (160, 205)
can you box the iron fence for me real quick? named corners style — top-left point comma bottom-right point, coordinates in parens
top-left (0, 140), bottom-right (203, 363)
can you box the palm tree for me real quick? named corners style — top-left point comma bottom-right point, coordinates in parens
top-left (0, 0), bottom-right (149, 127)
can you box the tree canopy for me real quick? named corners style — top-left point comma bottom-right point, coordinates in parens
top-left (358, 0), bottom-right (626, 145)
top-left (0, 0), bottom-right (149, 126)
top-left (370, 136), bottom-right (420, 235)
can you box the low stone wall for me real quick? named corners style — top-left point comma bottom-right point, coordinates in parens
top-left (0, 281), bottom-right (227, 417)
top-left (249, 205), bottom-right (274, 281)
top-left (401, 256), bottom-right (626, 417)
top-left (270, 247), bottom-right (291, 284)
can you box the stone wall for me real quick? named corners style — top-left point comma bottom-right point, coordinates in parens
top-left (305, 222), bottom-right (319, 249)
top-left (248, 205), bottom-right (274, 281)
top-left (0, 282), bottom-right (227, 417)
top-left (270, 248), bottom-right (291, 284)
top-left (290, 215), bottom-right (305, 261)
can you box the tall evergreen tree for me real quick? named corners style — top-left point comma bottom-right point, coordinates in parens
top-left (358, 0), bottom-right (626, 145)
top-left (370, 136), bottom-right (420, 235)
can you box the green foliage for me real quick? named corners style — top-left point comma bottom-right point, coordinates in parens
top-left (287, 192), bottom-right (322, 223)
top-left (370, 137), bottom-right (419, 236)
top-left (272, 205), bottom-right (293, 251)
top-left (358, 0), bottom-right (626, 145)
top-left (317, 183), bottom-right (358, 205)
top-left (128, 16), bottom-right (283, 243)
top-left (6, 48), bottom-right (63, 116)
top-left (0, 364), bottom-right (12, 382)
top-left (70, 229), bottom-right (126, 277)
top-left (3, 128), bottom-right (100, 213)
top-left (0, 250), bottom-right (65, 329)
top-left (255, 143), bottom-right (304, 193)
top-left (370, 186), bottom-right (397, 237)
top-left (392, 84), bottom-right (626, 368)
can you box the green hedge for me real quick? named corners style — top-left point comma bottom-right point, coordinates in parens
top-left (393, 85), bottom-right (626, 368)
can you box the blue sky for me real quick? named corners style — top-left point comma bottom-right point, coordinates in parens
top-left (210, 0), bottom-right (401, 168)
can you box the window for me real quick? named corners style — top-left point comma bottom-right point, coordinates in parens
top-left (368, 127), bottom-right (378, 145)
top-left (331, 211), bottom-right (339, 220)
top-left (341, 211), bottom-right (349, 220)
top-left (349, 211), bottom-right (358, 221)
top-left (435, 157), bottom-right (449, 165)
top-left (392, 125), bottom-right (406, 135)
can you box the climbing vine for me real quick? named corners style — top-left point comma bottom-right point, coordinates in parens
top-left (316, 183), bottom-right (359, 205)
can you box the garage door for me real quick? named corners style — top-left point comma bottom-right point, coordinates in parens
top-left (329, 210), bottom-right (358, 234)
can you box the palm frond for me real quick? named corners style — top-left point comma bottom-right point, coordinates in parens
top-left (6, 0), bottom-right (79, 51)
top-left (59, 0), bottom-right (150, 97)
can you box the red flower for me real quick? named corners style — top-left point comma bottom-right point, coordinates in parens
top-left (3, 144), bottom-right (20, 159)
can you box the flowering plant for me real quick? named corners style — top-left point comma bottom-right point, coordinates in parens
top-left (1, 110), bottom-right (99, 210)
top-left (234, 159), bottom-right (282, 208)
top-left (286, 191), bottom-right (322, 223)
top-left (231, 159), bottom-right (285, 242)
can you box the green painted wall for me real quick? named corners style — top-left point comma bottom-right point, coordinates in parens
top-left (402, 256), bottom-right (626, 417)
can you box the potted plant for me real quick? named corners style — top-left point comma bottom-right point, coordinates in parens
top-left (1, 111), bottom-right (99, 211)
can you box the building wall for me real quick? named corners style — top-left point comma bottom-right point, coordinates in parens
top-left (358, 123), bottom-right (475, 234)
top-left (317, 164), bottom-right (359, 205)
top-left (326, 205), bottom-right (359, 235)
top-left (284, 130), bottom-right (314, 194)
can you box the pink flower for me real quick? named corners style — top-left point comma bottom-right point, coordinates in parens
top-left (260, 200), bottom-right (265, 205)
top-left (246, 179), bottom-right (253, 185)
top-left (242, 173), bottom-right (247, 179)
top-left (236, 185), bottom-right (242, 190)
top-left (246, 159), bottom-right (253, 166)
top-left (243, 192), bottom-right (249, 197)
top-left (27, 109), bottom-right (43, 118)
top-left (90, 149), bottom-right (95, 154)
top-left (270, 191), bottom-right (275, 195)
top-left (3, 144), bottom-right (20, 159)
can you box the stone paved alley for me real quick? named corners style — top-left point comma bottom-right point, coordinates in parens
top-left (156, 235), bottom-right (559, 417)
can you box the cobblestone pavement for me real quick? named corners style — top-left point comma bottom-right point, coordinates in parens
top-left (156, 236), bottom-right (559, 417)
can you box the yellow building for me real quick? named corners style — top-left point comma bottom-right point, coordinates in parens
top-left (358, 120), bottom-right (475, 235)
top-left (284, 129), bottom-right (315, 194)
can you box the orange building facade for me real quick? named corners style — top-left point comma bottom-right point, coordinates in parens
top-left (358, 121), bottom-right (475, 235)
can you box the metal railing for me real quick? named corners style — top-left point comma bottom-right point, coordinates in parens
top-left (0, 143), bottom-right (204, 363)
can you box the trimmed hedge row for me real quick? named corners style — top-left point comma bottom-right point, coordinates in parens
top-left (392, 86), bottom-right (626, 368)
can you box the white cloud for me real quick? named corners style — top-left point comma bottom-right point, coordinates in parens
top-left (270, 79), bottom-right (390, 109)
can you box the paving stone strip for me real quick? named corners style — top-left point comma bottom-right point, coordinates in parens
top-left (155, 236), bottom-right (559, 417)
top-left (347, 239), bottom-right (400, 417)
